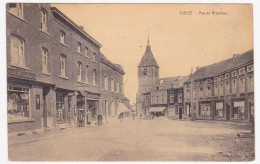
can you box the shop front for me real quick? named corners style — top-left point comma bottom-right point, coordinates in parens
top-left (198, 101), bottom-right (211, 119)
top-left (148, 106), bottom-right (166, 118)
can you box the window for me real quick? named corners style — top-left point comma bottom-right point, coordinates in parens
top-left (56, 93), bottom-right (66, 121)
top-left (85, 47), bottom-right (89, 57)
top-left (60, 31), bottom-right (65, 44)
top-left (214, 84), bottom-right (218, 96)
top-left (104, 75), bottom-right (108, 90)
top-left (207, 86), bottom-right (211, 97)
top-left (143, 68), bottom-right (147, 75)
top-left (93, 69), bottom-right (96, 86)
top-left (77, 62), bottom-right (82, 82)
top-left (247, 65), bottom-right (253, 72)
top-left (199, 88), bottom-right (203, 98)
top-left (60, 55), bottom-right (66, 77)
top-left (225, 73), bottom-right (230, 79)
top-left (170, 94), bottom-right (174, 103)
top-left (10, 35), bottom-right (25, 67)
top-left (225, 82), bottom-right (230, 95)
top-left (41, 9), bottom-right (47, 31)
top-left (239, 78), bottom-right (245, 93)
top-left (121, 82), bottom-right (124, 94)
top-left (186, 89), bottom-right (190, 99)
top-left (93, 52), bottom-right (96, 62)
top-left (214, 77), bottom-right (218, 82)
top-left (239, 68), bottom-right (245, 75)
top-left (42, 48), bottom-right (48, 73)
top-left (247, 76), bottom-right (254, 91)
top-left (111, 78), bottom-right (114, 92)
top-left (7, 86), bottom-right (30, 120)
top-left (219, 83), bottom-right (223, 95)
top-left (219, 76), bottom-right (224, 81)
top-left (77, 42), bottom-right (81, 53)
top-left (116, 81), bottom-right (119, 93)
top-left (232, 71), bottom-right (237, 77)
top-left (8, 3), bottom-right (23, 18)
top-left (85, 65), bottom-right (88, 83)
top-left (178, 93), bottom-right (182, 103)
top-left (232, 80), bottom-right (237, 94)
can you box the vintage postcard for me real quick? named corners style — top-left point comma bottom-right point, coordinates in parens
top-left (6, 3), bottom-right (254, 161)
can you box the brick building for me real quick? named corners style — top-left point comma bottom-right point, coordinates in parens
top-left (184, 50), bottom-right (254, 122)
top-left (99, 53), bottom-right (130, 122)
top-left (6, 3), bottom-right (128, 135)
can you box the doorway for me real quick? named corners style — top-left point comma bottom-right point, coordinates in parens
top-left (178, 106), bottom-right (183, 119)
top-left (43, 87), bottom-right (48, 128)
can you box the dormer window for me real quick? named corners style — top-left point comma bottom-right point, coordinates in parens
top-left (239, 68), bottom-right (245, 75)
top-left (225, 73), bottom-right (230, 79)
top-left (232, 71), bottom-right (237, 77)
top-left (247, 65), bottom-right (253, 72)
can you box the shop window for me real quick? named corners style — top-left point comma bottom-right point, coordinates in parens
top-left (200, 103), bottom-right (211, 116)
top-left (56, 94), bottom-right (66, 121)
top-left (233, 101), bottom-right (245, 119)
top-left (215, 102), bottom-right (223, 117)
top-left (7, 86), bottom-right (30, 120)
top-left (41, 9), bottom-right (47, 32)
top-left (42, 48), bottom-right (48, 73)
top-left (10, 35), bottom-right (25, 67)
top-left (8, 3), bottom-right (23, 19)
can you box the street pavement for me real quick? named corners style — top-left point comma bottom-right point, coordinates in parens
top-left (8, 118), bottom-right (254, 161)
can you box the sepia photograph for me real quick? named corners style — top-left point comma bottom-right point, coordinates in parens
top-left (3, 1), bottom-right (256, 162)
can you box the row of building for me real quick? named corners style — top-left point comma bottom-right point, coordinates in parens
top-left (136, 39), bottom-right (254, 123)
top-left (7, 3), bottom-right (129, 135)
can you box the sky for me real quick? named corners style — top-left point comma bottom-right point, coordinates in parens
top-left (51, 4), bottom-right (253, 104)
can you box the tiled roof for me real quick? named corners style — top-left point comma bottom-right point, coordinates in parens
top-left (138, 44), bottom-right (159, 68)
top-left (157, 76), bottom-right (189, 90)
top-left (100, 53), bottom-right (125, 74)
top-left (186, 49), bottom-right (253, 83)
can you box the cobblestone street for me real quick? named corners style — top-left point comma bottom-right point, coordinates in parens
top-left (8, 119), bottom-right (254, 161)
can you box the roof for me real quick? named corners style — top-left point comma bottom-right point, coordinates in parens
top-left (186, 49), bottom-right (253, 83)
top-left (138, 44), bottom-right (159, 68)
top-left (157, 76), bottom-right (189, 90)
top-left (100, 53), bottom-right (125, 75)
top-left (51, 7), bottom-right (102, 48)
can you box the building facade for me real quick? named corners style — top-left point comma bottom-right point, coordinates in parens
top-left (99, 53), bottom-right (130, 122)
top-left (184, 50), bottom-right (254, 123)
top-left (7, 3), bottom-right (128, 135)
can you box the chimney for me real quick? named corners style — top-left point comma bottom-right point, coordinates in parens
top-left (233, 54), bottom-right (239, 59)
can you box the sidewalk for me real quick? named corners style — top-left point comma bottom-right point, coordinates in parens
top-left (8, 119), bottom-right (135, 147)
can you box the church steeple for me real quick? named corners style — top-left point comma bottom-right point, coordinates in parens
top-left (138, 37), bottom-right (159, 68)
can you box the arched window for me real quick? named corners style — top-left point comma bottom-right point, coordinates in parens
top-left (42, 48), bottom-right (48, 73)
top-left (10, 35), bottom-right (25, 67)
top-left (41, 9), bottom-right (47, 31)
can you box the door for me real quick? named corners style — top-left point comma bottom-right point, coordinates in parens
top-left (178, 106), bottom-right (183, 119)
top-left (43, 87), bottom-right (48, 128)
top-left (78, 109), bottom-right (85, 127)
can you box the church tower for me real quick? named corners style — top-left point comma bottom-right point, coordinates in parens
top-left (136, 37), bottom-right (159, 117)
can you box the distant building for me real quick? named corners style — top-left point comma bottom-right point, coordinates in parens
top-left (136, 38), bottom-right (159, 117)
top-left (99, 53), bottom-right (130, 122)
top-left (184, 50), bottom-right (254, 122)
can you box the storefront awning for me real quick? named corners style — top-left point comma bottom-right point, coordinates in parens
top-left (149, 107), bottom-right (166, 112)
